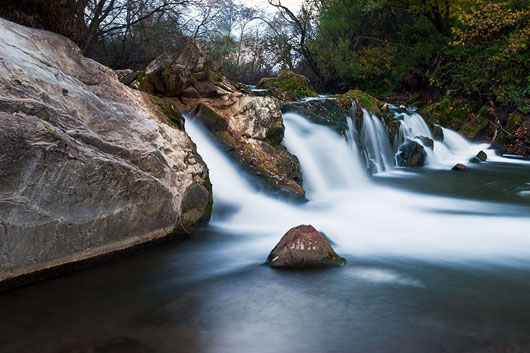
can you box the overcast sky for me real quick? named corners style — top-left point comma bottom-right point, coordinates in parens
top-left (243, 0), bottom-right (304, 11)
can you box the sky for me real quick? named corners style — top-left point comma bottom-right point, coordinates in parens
top-left (243, 0), bottom-right (304, 11)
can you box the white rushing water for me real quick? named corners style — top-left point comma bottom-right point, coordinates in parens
top-left (185, 111), bottom-right (530, 265)
top-left (359, 109), bottom-right (395, 174)
top-left (361, 109), bottom-right (493, 171)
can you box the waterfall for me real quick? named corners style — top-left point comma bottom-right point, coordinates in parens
top-left (358, 109), bottom-right (395, 174)
top-left (184, 113), bottom-right (530, 263)
top-left (282, 112), bottom-right (367, 197)
top-left (355, 108), bottom-right (492, 172)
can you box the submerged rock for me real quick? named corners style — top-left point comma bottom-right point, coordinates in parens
top-left (139, 37), bottom-right (305, 201)
top-left (396, 140), bottom-right (426, 167)
top-left (256, 71), bottom-right (317, 103)
top-left (267, 225), bottom-right (345, 268)
top-left (0, 18), bottom-right (212, 285)
top-left (452, 163), bottom-right (467, 171)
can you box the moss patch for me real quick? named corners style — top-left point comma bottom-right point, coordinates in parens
top-left (148, 95), bottom-right (184, 130)
top-left (334, 89), bottom-right (384, 116)
top-left (256, 71), bottom-right (317, 102)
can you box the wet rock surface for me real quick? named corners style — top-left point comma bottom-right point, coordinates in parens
top-left (267, 225), bottom-right (345, 268)
top-left (139, 38), bottom-right (305, 200)
top-left (452, 163), bottom-right (468, 171)
top-left (396, 140), bottom-right (427, 167)
top-left (0, 19), bottom-right (212, 283)
top-left (283, 99), bottom-right (350, 137)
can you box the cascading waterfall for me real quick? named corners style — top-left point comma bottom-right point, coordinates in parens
top-left (282, 112), bottom-right (367, 197)
top-left (395, 110), bottom-right (491, 168)
top-left (185, 112), bottom-right (530, 263)
top-left (352, 106), bottom-right (495, 172)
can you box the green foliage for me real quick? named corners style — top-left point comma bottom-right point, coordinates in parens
top-left (309, 0), bottom-right (440, 95)
top-left (307, 0), bottom-right (529, 117)
top-left (432, 1), bottom-right (530, 112)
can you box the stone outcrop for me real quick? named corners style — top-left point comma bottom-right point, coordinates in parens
top-left (115, 69), bottom-right (140, 87)
top-left (256, 71), bottom-right (318, 103)
top-left (267, 225), bottom-right (345, 268)
top-left (138, 37), bottom-right (305, 200)
top-left (0, 19), bottom-right (212, 285)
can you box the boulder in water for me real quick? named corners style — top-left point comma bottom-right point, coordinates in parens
top-left (452, 163), bottom-right (467, 171)
top-left (396, 140), bottom-right (426, 167)
top-left (476, 150), bottom-right (488, 161)
top-left (267, 225), bottom-right (345, 268)
top-left (470, 151), bottom-right (487, 163)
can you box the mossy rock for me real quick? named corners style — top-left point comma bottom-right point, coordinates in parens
top-left (334, 89), bottom-right (384, 116)
top-left (256, 71), bottom-right (317, 102)
top-left (148, 95), bottom-right (184, 130)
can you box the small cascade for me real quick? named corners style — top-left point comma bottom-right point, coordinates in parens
top-left (282, 112), bottom-right (367, 197)
top-left (357, 109), bottom-right (395, 174)
top-left (397, 112), bottom-right (432, 143)
top-left (382, 109), bottom-right (490, 170)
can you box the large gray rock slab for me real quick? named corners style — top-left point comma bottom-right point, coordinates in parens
top-left (0, 18), bottom-right (212, 284)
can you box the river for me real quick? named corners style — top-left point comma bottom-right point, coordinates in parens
top-left (1, 105), bottom-right (530, 353)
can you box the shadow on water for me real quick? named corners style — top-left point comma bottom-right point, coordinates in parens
top-left (2, 232), bottom-right (530, 353)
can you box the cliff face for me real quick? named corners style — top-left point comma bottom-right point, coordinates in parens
top-left (0, 19), bottom-right (212, 284)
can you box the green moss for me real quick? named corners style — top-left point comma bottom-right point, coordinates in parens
top-left (148, 95), bottom-right (184, 130)
top-left (43, 122), bottom-right (54, 132)
top-left (334, 89), bottom-right (383, 115)
top-left (257, 72), bottom-right (317, 101)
